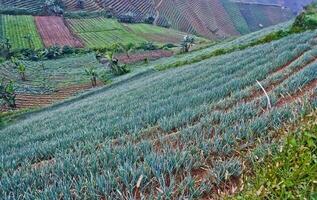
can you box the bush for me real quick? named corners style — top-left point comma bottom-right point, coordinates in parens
top-left (137, 42), bottom-right (158, 51)
top-left (291, 4), bottom-right (317, 32)
top-left (117, 12), bottom-right (137, 23)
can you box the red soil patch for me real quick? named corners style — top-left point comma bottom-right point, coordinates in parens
top-left (14, 82), bottom-right (103, 109)
top-left (35, 16), bottom-right (84, 48)
top-left (115, 50), bottom-right (173, 64)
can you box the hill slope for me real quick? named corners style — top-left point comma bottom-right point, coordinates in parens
top-left (0, 0), bottom-right (297, 39)
top-left (0, 26), bottom-right (316, 198)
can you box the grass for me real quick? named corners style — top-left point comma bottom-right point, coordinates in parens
top-left (235, 111), bottom-right (317, 199)
top-left (2, 15), bottom-right (43, 49)
top-left (0, 28), bottom-right (316, 198)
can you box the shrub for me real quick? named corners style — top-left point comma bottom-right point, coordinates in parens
top-left (291, 4), bottom-right (317, 32)
top-left (118, 12), bottom-right (137, 23)
top-left (137, 42), bottom-right (158, 51)
top-left (44, 45), bottom-right (62, 59)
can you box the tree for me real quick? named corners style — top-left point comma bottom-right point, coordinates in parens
top-left (76, 0), bottom-right (85, 9)
top-left (118, 12), bottom-right (137, 23)
top-left (120, 43), bottom-right (135, 58)
top-left (0, 80), bottom-right (16, 109)
top-left (17, 63), bottom-right (27, 81)
top-left (105, 51), bottom-right (129, 75)
top-left (181, 35), bottom-right (195, 53)
top-left (11, 58), bottom-right (27, 81)
top-left (85, 67), bottom-right (98, 87)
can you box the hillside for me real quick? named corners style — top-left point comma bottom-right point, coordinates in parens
top-left (0, 14), bottom-right (192, 50)
top-left (0, 0), bottom-right (302, 39)
top-left (1, 19), bottom-right (316, 198)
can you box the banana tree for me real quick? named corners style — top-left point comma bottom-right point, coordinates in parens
top-left (85, 67), bottom-right (98, 87)
top-left (0, 80), bottom-right (16, 108)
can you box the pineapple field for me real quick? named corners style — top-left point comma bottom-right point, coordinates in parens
top-left (1, 0), bottom-right (317, 199)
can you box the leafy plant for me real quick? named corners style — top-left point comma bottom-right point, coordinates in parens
top-left (0, 80), bottom-right (16, 108)
top-left (181, 35), bottom-right (195, 53)
top-left (85, 67), bottom-right (98, 87)
top-left (119, 43), bottom-right (135, 58)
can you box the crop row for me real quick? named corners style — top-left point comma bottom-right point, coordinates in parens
top-left (1, 15), bottom-right (43, 49)
top-left (0, 30), bottom-right (316, 199)
top-left (0, 53), bottom-right (104, 94)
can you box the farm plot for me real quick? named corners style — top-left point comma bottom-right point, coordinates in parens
top-left (0, 29), bottom-right (317, 199)
top-left (66, 17), bottom-right (146, 48)
top-left (1, 15), bottom-right (43, 49)
top-left (115, 49), bottom-right (173, 64)
top-left (35, 16), bottom-right (83, 48)
top-left (125, 23), bottom-right (187, 44)
top-left (66, 17), bottom-right (190, 48)
top-left (0, 54), bottom-right (105, 109)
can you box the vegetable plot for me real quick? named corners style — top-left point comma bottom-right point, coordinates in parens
top-left (35, 16), bottom-right (84, 48)
top-left (2, 15), bottom-right (43, 49)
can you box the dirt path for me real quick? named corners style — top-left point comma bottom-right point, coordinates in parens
top-left (153, 0), bottom-right (164, 25)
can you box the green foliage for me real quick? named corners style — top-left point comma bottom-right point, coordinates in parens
top-left (236, 113), bottom-right (317, 199)
top-left (85, 67), bottom-right (98, 87)
top-left (181, 35), bottom-right (195, 53)
top-left (292, 4), bottom-right (317, 32)
top-left (43, 45), bottom-right (62, 59)
top-left (137, 41), bottom-right (158, 51)
top-left (0, 80), bottom-right (16, 108)
top-left (2, 15), bottom-right (43, 50)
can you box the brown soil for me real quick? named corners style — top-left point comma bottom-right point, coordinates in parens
top-left (115, 50), bottom-right (173, 64)
top-left (35, 16), bottom-right (84, 48)
top-left (14, 81), bottom-right (103, 109)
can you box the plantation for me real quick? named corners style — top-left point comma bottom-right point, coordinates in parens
top-left (0, 1), bottom-right (317, 199)
top-left (66, 17), bottom-right (187, 48)
top-left (1, 15), bottom-right (43, 49)
top-left (0, 54), bottom-right (106, 109)
top-left (0, 26), bottom-right (316, 198)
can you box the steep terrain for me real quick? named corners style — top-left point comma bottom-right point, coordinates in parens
top-left (0, 0), bottom-right (304, 39)
top-left (1, 23), bottom-right (316, 199)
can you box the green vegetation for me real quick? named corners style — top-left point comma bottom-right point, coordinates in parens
top-left (0, 27), bottom-right (316, 198)
top-left (1, 15), bottom-right (43, 49)
top-left (66, 17), bottom-right (187, 48)
top-left (236, 111), bottom-right (317, 199)
top-left (0, 53), bottom-right (105, 94)
top-left (292, 4), bottom-right (317, 32)
top-left (0, 80), bottom-right (16, 108)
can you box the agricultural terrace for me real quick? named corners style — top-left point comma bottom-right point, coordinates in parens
top-left (0, 0), bottom-right (43, 14)
top-left (1, 15), bottom-right (43, 49)
top-left (0, 28), bottom-right (316, 198)
top-left (0, 54), bottom-right (105, 109)
top-left (66, 17), bottom-right (186, 48)
top-left (35, 16), bottom-right (84, 48)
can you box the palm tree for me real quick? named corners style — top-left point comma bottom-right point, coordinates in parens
top-left (120, 42), bottom-right (135, 58)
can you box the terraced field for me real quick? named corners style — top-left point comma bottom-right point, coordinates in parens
top-left (35, 16), bottom-right (83, 48)
top-left (0, 54), bottom-right (105, 108)
top-left (1, 15), bottom-right (43, 49)
top-left (66, 17), bottom-right (187, 48)
top-left (0, 0), bottom-right (43, 14)
top-left (1, 28), bottom-right (316, 199)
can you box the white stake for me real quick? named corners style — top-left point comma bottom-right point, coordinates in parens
top-left (256, 80), bottom-right (272, 110)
